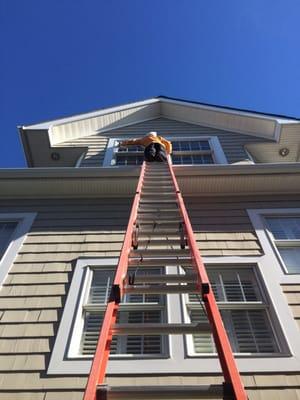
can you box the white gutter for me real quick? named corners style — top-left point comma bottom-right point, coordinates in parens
top-left (0, 164), bottom-right (299, 198)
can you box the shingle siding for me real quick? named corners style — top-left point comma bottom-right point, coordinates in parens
top-left (0, 195), bottom-right (299, 399)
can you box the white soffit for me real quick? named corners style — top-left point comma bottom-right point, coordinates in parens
top-left (22, 97), bottom-right (300, 146)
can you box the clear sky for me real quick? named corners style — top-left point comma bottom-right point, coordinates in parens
top-left (1, 0), bottom-right (300, 167)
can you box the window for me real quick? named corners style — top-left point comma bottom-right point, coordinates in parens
top-left (0, 213), bottom-right (36, 286)
top-left (103, 136), bottom-right (227, 166)
top-left (265, 217), bottom-right (300, 274)
top-left (80, 267), bottom-right (167, 357)
top-left (50, 257), bottom-right (296, 375)
top-left (0, 221), bottom-right (18, 260)
top-left (184, 267), bottom-right (280, 355)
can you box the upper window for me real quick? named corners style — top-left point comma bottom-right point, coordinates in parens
top-left (265, 216), bottom-right (300, 274)
top-left (103, 136), bottom-right (227, 166)
top-left (184, 267), bottom-right (280, 355)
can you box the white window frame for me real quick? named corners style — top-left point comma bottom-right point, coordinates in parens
top-left (0, 213), bottom-right (36, 286)
top-left (49, 254), bottom-right (300, 375)
top-left (103, 136), bottom-right (227, 167)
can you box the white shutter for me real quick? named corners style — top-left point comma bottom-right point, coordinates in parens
top-left (226, 310), bottom-right (279, 353)
top-left (190, 310), bottom-right (215, 353)
top-left (80, 267), bottom-right (165, 356)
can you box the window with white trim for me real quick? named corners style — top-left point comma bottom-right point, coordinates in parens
top-left (77, 266), bottom-right (167, 357)
top-left (265, 216), bottom-right (300, 274)
top-left (184, 266), bottom-right (280, 355)
top-left (103, 137), bottom-right (227, 166)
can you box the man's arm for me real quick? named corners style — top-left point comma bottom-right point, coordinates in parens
top-left (120, 138), bottom-right (142, 147)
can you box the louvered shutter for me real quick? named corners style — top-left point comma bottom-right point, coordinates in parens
top-left (187, 268), bottom-right (278, 355)
top-left (227, 310), bottom-right (279, 353)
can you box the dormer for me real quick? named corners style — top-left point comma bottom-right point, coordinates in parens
top-left (19, 96), bottom-right (300, 168)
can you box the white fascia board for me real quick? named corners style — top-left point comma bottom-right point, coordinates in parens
top-left (159, 98), bottom-right (298, 124)
top-left (22, 98), bottom-right (160, 130)
top-left (0, 163), bottom-right (300, 179)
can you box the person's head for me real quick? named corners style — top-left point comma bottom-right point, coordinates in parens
top-left (148, 131), bottom-right (157, 137)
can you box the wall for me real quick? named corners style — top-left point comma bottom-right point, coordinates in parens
top-left (0, 195), bottom-right (299, 399)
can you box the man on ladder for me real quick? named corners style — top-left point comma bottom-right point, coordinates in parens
top-left (120, 131), bottom-right (172, 162)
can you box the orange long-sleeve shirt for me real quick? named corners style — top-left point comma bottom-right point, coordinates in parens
top-left (121, 134), bottom-right (172, 154)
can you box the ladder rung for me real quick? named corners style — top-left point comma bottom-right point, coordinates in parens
top-left (129, 273), bottom-right (197, 284)
top-left (112, 322), bottom-right (211, 335)
top-left (124, 283), bottom-right (198, 294)
top-left (140, 199), bottom-right (177, 204)
top-left (130, 249), bottom-right (190, 257)
top-left (141, 192), bottom-right (176, 197)
top-left (97, 384), bottom-right (224, 397)
top-left (138, 228), bottom-right (181, 235)
top-left (128, 257), bottom-right (192, 267)
top-left (135, 239), bottom-right (182, 247)
top-left (137, 219), bottom-right (182, 224)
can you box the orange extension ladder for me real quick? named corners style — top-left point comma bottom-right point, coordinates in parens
top-left (83, 158), bottom-right (248, 400)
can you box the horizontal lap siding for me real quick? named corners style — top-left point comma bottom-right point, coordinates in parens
top-left (0, 195), bottom-right (299, 399)
top-left (60, 117), bottom-right (269, 167)
top-left (282, 285), bottom-right (300, 330)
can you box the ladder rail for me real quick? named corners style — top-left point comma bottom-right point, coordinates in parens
top-left (166, 156), bottom-right (247, 400)
top-left (83, 162), bottom-right (146, 400)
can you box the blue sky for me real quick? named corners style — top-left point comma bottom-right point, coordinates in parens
top-left (1, 0), bottom-right (300, 167)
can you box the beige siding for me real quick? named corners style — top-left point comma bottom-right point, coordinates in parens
top-left (0, 195), bottom-right (299, 399)
top-left (282, 285), bottom-right (300, 329)
top-left (60, 117), bottom-right (269, 167)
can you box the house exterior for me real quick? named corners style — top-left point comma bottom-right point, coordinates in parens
top-left (0, 96), bottom-right (299, 399)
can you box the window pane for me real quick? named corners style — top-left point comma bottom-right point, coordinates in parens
top-left (189, 269), bottom-right (260, 303)
top-left (172, 155), bottom-right (181, 164)
top-left (227, 310), bottom-right (279, 353)
top-left (172, 142), bottom-right (180, 151)
top-left (81, 311), bottom-right (163, 355)
top-left (89, 270), bottom-right (114, 304)
top-left (190, 309), bottom-right (215, 353)
top-left (266, 217), bottom-right (300, 240)
top-left (190, 309), bottom-right (279, 354)
top-left (190, 141), bottom-right (200, 151)
top-left (179, 141), bottom-right (190, 151)
top-left (199, 141), bottom-right (210, 150)
top-left (202, 155), bottom-right (214, 164)
top-left (278, 247), bottom-right (300, 273)
top-left (0, 221), bottom-right (18, 258)
top-left (181, 156), bottom-right (193, 164)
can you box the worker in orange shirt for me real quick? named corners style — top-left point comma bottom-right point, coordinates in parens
top-left (120, 132), bottom-right (172, 162)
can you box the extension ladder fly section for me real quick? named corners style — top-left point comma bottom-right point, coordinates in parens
top-left (83, 158), bottom-right (248, 400)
